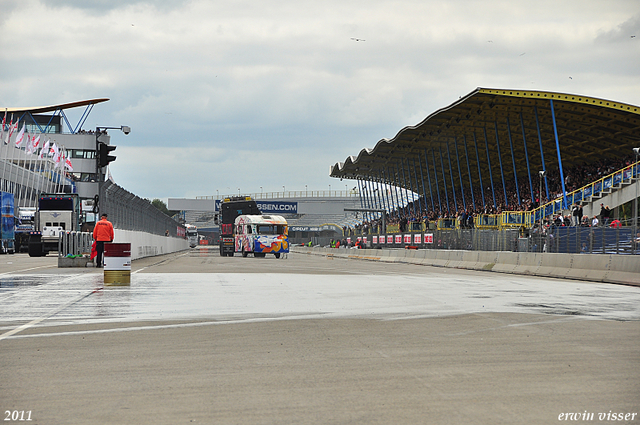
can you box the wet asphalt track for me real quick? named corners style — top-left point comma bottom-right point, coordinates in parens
top-left (1, 248), bottom-right (639, 424)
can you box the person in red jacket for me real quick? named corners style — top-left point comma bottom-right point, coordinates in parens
top-left (93, 213), bottom-right (114, 268)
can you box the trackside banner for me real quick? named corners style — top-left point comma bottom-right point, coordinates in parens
top-left (256, 201), bottom-right (298, 213)
top-left (214, 200), bottom-right (297, 213)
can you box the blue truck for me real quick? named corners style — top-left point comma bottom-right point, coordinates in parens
top-left (1, 191), bottom-right (15, 254)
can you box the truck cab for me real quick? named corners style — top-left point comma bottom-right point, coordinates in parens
top-left (29, 194), bottom-right (80, 257)
top-left (234, 214), bottom-right (289, 258)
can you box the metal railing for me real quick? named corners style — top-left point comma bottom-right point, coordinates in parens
top-left (58, 231), bottom-right (93, 257)
top-left (100, 180), bottom-right (185, 237)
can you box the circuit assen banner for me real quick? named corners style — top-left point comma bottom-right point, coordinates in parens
top-left (214, 200), bottom-right (297, 213)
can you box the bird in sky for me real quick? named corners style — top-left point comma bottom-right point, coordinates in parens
top-left (350, 37), bottom-right (366, 42)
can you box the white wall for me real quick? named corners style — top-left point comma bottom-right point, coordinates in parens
top-left (113, 229), bottom-right (189, 260)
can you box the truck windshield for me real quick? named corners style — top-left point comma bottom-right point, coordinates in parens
top-left (256, 224), bottom-right (285, 235)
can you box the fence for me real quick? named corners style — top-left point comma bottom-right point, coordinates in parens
top-left (332, 227), bottom-right (639, 255)
top-left (58, 231), bottom-right (93, 257)
top-left (100, 180), bottom-right (185, 237)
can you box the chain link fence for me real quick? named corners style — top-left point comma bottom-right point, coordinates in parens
top-left (100, 180), bottom-right (185, 237)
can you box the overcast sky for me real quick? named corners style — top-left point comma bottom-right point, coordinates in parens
top-left (1, 0), bottom-right (639, 200)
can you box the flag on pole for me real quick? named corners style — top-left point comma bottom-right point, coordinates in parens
top-left (1, 110), bottom-right (6, 142)
top-left (15, 123), bottom-right (26, 147)
top-left (65, 155), bottom-right (74, 171)
top-left (40, 140), bottom-right (50, 159)
top-left (5, 116), bottom-right (16, 145)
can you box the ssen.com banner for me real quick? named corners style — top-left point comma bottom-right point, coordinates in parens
top-left (214, 200), bottom-right (297, 213)
top-left (256, 201), bottom-right (298, 213)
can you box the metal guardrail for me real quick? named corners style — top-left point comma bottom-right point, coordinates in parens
top-left (58, 231), bottom-right (93, 257)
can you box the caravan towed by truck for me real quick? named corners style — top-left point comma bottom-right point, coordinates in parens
top-left (234, 214), bottom-right (289, 258)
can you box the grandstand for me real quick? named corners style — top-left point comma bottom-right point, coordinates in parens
top-left (330, 88), bottom-right (639, 224)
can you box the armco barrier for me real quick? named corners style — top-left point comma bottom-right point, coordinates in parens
top-left (292, 246), bottom-right (640, 286)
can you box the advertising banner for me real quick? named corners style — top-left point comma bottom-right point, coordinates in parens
top-left (414, 234), bottom-right (422, 244)
top-left (387, 235), bottom-right (393, 244)
top-left (372, 235), bottom-right (378, 244)
top-left (425, 233), bottom-right (434, 244)
top-left (403, 234), bottom-right (411, 244)
top-left (395, 235), bottom-right (402, 244)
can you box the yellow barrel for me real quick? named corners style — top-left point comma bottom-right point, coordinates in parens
top-left (104, 243), bottom-right (131, 286)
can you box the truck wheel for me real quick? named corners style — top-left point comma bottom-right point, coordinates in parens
top-left (254, 252), bottom-right (265, 258)
top-left (242, 250), bottom-right (248, 257)
top-left (274, 253), bottom-right (281, 259)
top-left (228, 252), bottom-right (234, 257)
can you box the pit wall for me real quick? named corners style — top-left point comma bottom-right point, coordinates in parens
top-left (292, 246), bottom-right (640, 287)
top-left (113, 229), bottom-right (189, 260)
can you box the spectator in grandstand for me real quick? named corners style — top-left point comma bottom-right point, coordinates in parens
top-left (609, 218), bottom-right (622, 228)
top-left (571, 204), bottom-right (580, 226)
top-left (591, 216), bottom-right (599, 227)
top-left (634, 233), bottom-right (640, 253)
top-left (581, 215), bottom-right (590, 227)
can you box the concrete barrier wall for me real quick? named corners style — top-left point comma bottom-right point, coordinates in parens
top-left (292, 246), bottom-right (640, 286)
top-left (114, 229), bottom-right (189, 260)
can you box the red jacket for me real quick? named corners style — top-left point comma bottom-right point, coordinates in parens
top-left (93, 218), bottom-right (114, 242)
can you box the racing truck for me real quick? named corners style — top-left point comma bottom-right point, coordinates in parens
top-left (28, 193), bottom-right (81, 257)
top-left (217, 196), bottom-right (260, 256)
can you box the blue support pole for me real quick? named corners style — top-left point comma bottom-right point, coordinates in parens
top-left (417, 154), bottom-right (429, 213)
top-left (534, 106), bottom-right (550, 202)
top-left (404, 158), bottom-right (417, 217)
top-left (483, 127), bottom-right (497, 208)
top-left (396, 163), bottom-right (404, 217)
top-left (454, 137), bottom-right (467, 210)
top-left (445, 143), bottom-right (458, 211)
top-left (423, 149), bottom-right (436, 211)
top-left (493, 122), bottom-right (508, 207)
top-left (399, 160), bottom-right (411, 216)
top-left (391, 166), bottom-right (401, 215)
top-left (473, 132), bottom-right (485, 208)
top-left (520, 112), bottom-right (535, 203)
top-left (438, 146), bottom-right (451, 212)
top-left (506, 116), bottom-right (521, 206)
top-left (463, 135), bottom-right (476, 210)
top-left (383, 168), bottom-right (392, 213)
top-left (550, 99), bottom-right (568, 209)
top-left (377, 171), bottom-right (388, 213)
top-left (357, 179), bottom-right (365, 215)
top-left (412, 158), bottom-right (423, 214)
top-left (360, 178), bottom-right (370, 221)
top-left (431, 149), bottom-right (443, 213)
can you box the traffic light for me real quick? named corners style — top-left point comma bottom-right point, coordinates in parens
top-left (98, 142), bottom-right (116, 168)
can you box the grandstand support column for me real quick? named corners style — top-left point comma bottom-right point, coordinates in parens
top-left (390, 166), bottom-right (401, 215)
top-left (550, 99), bottom-right (568, 210)
top-left (493, 122), bottom-right (508, 207)
top-left (472, 132), bottom-right (486, 208)
top-left (404, 158), bottom-right (417, 216)
top-left (430, 150), bottom-right (442, 212)
top-left (520, 112), bottom-right (535, 204)
top-left (411, 158), bottom-right (422, 214)
top-left (416, 156), bottom-right (428, 213)
top-left (506, 116), bottom-right (521, 205)
top-left (634, 148), bottom-right (638, 242)
top-left (425, 149), bottom-right (438, 211)
top-left (379, 170), bottom-right (390, 213)
top-left (454, 137), bottom-right (466, 210)
top-left (399, 160), bottom-right (412, 216)
top-left (438, 147), bottom-right (450, 212)
top-left (534, 106), bottom-right (550, 203)
top-left (363, 178), bottom-right (374, 222)
top-left (374, 176), bottom-right (384, 214)
top-left (463, 135), bottom-right (476, 210)
top-left (357, 179), bottom-right (365, 220)
top-left (445, 141), bottom-right (459, 211)
top-left (483, 127), bottom-right (497, 208)
top-left (419, 151), bottom-right (434, 211)
top-left (382, 168), bottom-right (392, 213)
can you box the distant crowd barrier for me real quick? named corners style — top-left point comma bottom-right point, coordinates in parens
top-left (292, 246), bottom-right (640, 287)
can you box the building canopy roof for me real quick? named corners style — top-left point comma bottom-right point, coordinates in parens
top-left (1, 98), bottom-right (109, 114)
top-left (330, 88), bottom-right (640, 188)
